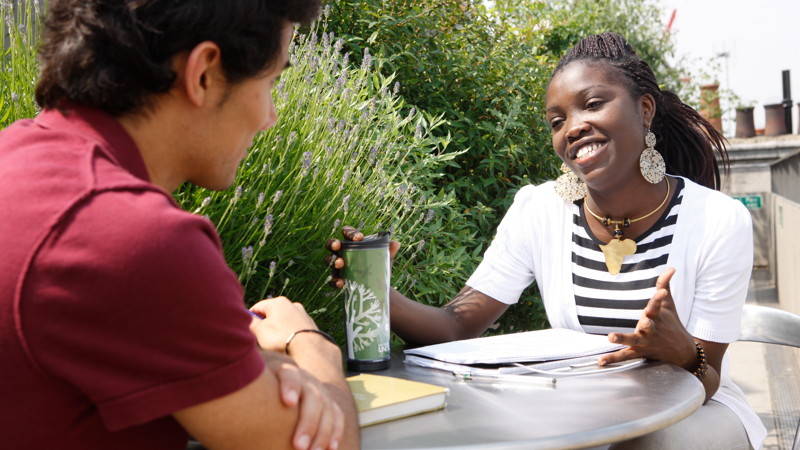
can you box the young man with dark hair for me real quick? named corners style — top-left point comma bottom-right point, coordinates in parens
top-left (0, 1), bottom-right (359, 449)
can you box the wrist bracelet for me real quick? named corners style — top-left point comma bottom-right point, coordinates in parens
top-left (690, 341), bottom-right (708, 379)
top-left (284, 329), bottom-right (337, 355)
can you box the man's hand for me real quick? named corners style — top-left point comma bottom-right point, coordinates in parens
top-left (249, 297), bottom-right (319, 353)
top-left (265, 354), bottom-right (345, 450)
top-left (325, 226), bottom-right (399, 289)
top-left (598, 267), bottom-right (697, 369)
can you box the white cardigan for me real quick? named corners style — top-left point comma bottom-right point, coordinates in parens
top-left (466, 176), bottom-right (766, 449)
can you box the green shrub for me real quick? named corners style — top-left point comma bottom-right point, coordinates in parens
top-left (323, 0), bottom-right (691, 333)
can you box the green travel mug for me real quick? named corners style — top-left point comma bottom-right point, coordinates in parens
top-left (341, 232), bottom-right (391, 371)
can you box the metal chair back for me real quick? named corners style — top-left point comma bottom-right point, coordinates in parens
top-left (739, 304), bottom-right (800, 450)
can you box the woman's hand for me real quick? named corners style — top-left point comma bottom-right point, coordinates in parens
top-left (598, 268), bottom-right (697, 369)
top-left (325, 225), bottom-right (400, 289)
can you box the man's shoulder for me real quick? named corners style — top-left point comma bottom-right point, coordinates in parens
top-left (73, 188), bottom-right (221, 256)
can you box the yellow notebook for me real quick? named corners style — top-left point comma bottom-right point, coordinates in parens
top-left (347, 374), bottom-right (448, 427)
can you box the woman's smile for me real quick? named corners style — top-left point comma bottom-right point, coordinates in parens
top-left (572, 140), bottom-right (608, 169)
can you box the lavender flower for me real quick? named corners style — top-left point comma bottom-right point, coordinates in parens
top-left (342, 194), bottom-right (351, 212)
top-left (269, 261), bottom-right (277, 278)
top-left (393, 82), bottom-right (400, 95)
top-left (361, 47), bottom-right (372, 70)
top-left (301, 151), bottom-right (312, 175)
top-left (272, 190), bottom-right (283, 204)
top-left (241, 246), bottom-right (254, 262)
top-left (256, 192), bottom-right (265, 208)
top-left (334, 38), bottom-right (344, 54)
top-left (417, 240), bottom-right (426, 252)
top-left (335, 72), bottom-right (347, 90)
top-left (425, 209), bottom-right (435, 223)
top-left (201, 197), bottom-right (211, 208)
top-left (233, 186), bottom-right (243, 202)
top-left (263, 214), bottom-right (274, 236)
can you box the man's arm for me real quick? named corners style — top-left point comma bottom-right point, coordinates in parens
top-left (174, 366), bottom-right (301, 450)
top-left (173, 298), bottom-right (359, 450)
top-left (174, 338), bottom-right (359, 450)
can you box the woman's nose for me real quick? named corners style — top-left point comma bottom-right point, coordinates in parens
top-left (565, 117), bottom-right (591, 143)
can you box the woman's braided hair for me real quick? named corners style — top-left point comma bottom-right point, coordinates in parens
top-left (553, 32), bottom-right (728, 190)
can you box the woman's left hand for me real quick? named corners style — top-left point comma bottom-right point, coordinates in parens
top-left (598, 267), bottom-right (697, 369)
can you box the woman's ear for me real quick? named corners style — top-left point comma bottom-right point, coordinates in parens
top-left (640, 93), bottom-right (657, 129)
top-left (178, 41), bottom-right (224, 108)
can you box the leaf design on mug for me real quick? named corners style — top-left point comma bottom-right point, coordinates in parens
top-left (344, 280), bottom-right (389, 353)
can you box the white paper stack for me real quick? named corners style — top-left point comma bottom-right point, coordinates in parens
top-left (403, 328), bottom-right (624, 365)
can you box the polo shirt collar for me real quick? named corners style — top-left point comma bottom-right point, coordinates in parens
top-left (35, 103), bottom-right (151, 182)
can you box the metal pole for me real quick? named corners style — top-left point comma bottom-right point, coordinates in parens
top-left (782, 70), bottom-right (792, 134)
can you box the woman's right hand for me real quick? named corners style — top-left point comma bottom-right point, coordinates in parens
top-left (325, 225), bottom-right (400, 289)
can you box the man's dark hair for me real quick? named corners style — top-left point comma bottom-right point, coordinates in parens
top-left (552, 32), bottom-right (729, 190)
top-left (35, 0), bottom-right (320, 116)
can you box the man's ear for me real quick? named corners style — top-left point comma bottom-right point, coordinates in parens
top-left (640, 93), bottom-right (657, 129)
top-left (179, 41), bottom-right (225, 108)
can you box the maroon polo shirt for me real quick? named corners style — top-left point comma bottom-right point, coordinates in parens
top-left (0, 105), bottom-right (264, 450)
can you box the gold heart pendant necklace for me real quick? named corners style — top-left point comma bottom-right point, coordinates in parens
top-left (585, 178), bottom-right (670, 275)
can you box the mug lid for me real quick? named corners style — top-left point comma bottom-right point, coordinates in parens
top-left (341, 231), bottom-right (391, 249)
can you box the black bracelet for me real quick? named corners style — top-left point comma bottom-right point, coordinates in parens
top-left (690, 341), bottom-right (708, 379)
top-left (284, 329), bottom-right (337, 355)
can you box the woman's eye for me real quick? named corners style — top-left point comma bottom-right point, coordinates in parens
top-left (587, 100), bottom-right (604, 109)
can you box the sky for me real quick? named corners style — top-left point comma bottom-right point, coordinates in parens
top-left (660, 0), bottom-right (800, 133)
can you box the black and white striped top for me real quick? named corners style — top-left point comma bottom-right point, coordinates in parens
top-left (572, 177), bottom-right (685, 335)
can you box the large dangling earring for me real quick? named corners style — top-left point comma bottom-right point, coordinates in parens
top-left (640, 130), bottom-right (666, 184)
top-left (554, 162), bottom-right (587, 202)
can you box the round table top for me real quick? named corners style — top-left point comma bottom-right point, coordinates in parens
top-left (358, 353), bottom-right (705, 450)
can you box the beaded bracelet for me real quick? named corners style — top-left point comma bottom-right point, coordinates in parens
top-left (691, 341), bottom-right (708, 379)
top-left (284, 329), bottom-right (337, 355)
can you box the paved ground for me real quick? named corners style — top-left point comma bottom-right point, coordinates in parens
top-left (728, 268), bottom-right (800, 449)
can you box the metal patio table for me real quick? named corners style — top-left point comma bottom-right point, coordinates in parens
top-left (358, 352), bottom-right (705, 450)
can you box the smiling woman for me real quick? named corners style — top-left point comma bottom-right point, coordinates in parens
top-left (329, 32), bottom-right (765, 450)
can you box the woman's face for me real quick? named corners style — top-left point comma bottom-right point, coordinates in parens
top-left (545, 61), bottom-right (654, 192)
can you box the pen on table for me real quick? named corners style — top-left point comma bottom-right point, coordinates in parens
top-left (453, 371), bottom-right (556, 387)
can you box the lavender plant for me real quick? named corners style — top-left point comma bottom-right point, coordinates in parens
top-left (176, 19), bottom-right (462, 337)
top-left (0, 0), bottom-right (41, 127)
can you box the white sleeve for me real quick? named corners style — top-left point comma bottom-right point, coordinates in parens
top-left (465, 187), bottom-right (537, 304)
top-left (686, 199), bottom-right (753, 343)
